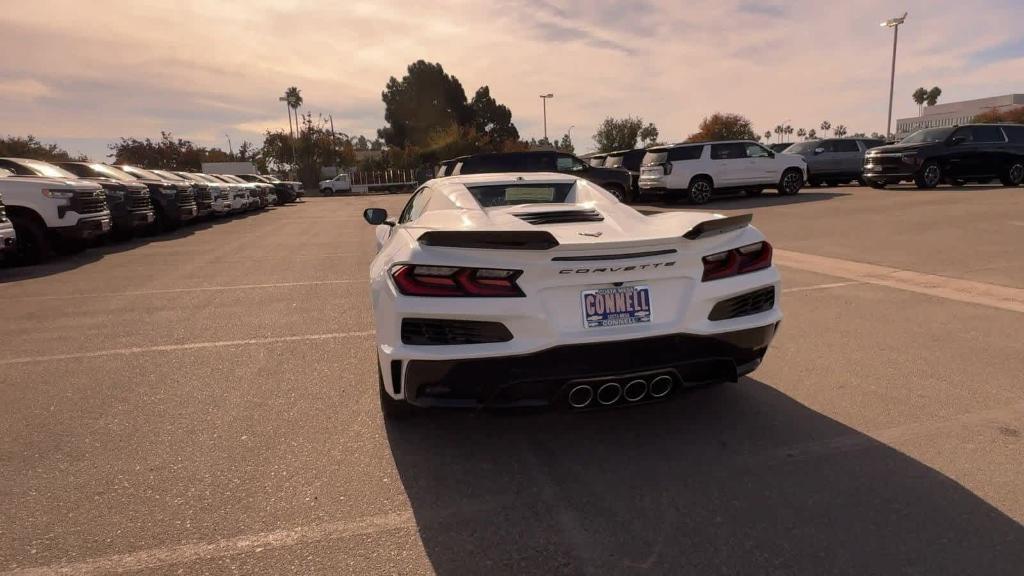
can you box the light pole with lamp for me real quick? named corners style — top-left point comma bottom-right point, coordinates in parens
top-left (882, 12), bottom-right (908, 140)
top-left (567, 125), bottom-right (574, 150)
top-left (539, 93), bottom-right (554, 143)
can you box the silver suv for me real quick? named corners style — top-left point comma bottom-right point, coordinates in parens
top-left (784, 138), bottom-right (884, 187)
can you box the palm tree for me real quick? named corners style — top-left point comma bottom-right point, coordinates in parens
top-left (926, 86), bottom-right (942, 107)
top-left (820, 121), bottom-right (831, 137)
top-left (797, 128), bottom-right (807, 140)
top-left (284, 86), bottom-right (303, 138)
top-left (834, 124), bottom-right (848, 138)
top-left (764, 131), bottom-right (772, 142)
top-left (774, 125), bottom-right (783, 143)
top-left (912, 87), bottom-right (928, 116)
top-left (808, 128), bottom-right (817, 140)
top-left (784, 125), bottom-right (794, 142)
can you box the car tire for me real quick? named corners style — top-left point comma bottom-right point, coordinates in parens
top-left (321, 188), bottom-right (333, 196)
top-left (777, 168), bottom-right (803, 195)
top-left (604, 183), bottom-right (630, 203)
top-left (8, 212), bottom-right (50, 266)
top-left (379, 360), bottom-right (414, 420)
top-left (999, 161), bottom-right (1024, 187)
top-left (915, 161), bottom-right (942, 189)
top-left (686, 177), bottom-right (714, 204)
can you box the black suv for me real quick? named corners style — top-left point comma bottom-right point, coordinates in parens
top-left (118, 165), bottom-right (199, 230)
top-left (603, 149), bottom-right (647, 196)
top-left (452, 151), bottom-right (634, 202)
top-left (864, 124), bottom-right (1024, 188)
top-left (55, 162), bottom-right (155, 236)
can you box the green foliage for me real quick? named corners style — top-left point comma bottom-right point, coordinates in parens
top-left (0, 135), bottom-right (86, 162)
top-left (379, 60), bottom-right (474, 149)
top-left (108, 132), bottom-right (230, 170)
top-left (974, 107), bottom-right (1024, 124)
top-left (925, 86), bottom-right (942, 107)
top-left (593, 117), bottom-right (659, 152)
top-left (470, 86), bottom-right (520, 147)
top-left (686, 113), bottom-right (758, 143)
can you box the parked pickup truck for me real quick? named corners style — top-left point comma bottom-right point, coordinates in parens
top-left (0, 158), bottom-right (111, 264)
top-left (319, 173), bottom-right (352, 195)
top-left (0, 183), bottom-right (17, 261)
top-left (117, 165), bottom-right (198, 231)
top-left (55, 162), bottom-right (156, 236)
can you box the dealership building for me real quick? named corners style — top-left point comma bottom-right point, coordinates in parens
top-left (895, 93), bottom-right (1024, 138)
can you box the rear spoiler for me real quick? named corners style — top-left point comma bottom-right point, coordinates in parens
top-left (418, 230), bottom-right (559, 250)
top-left (682, 214), bottom-right (753, 240)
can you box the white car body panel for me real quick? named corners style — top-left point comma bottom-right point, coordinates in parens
top-left (638, 140), bottom-right (806, 192)
top-left (368, 172), bottom-right (781, 408)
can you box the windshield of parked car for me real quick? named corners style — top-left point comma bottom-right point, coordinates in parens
top-left (900, 127), bottom-right (954, 144)
top-left (221, 175), bottom-right (247, 183)
top-left (83, 163), bottom-right (137, 182)
top-left (604, 156), bottom-right (624, 168)
top-left (466, 183), bottom-right (575, 207)
top-left (784, 141), bottom-right (819, 154)
top-left (642, 151), bottom-right (668, 165)
top-left (119, 166), bottom-right (166, 181)
top-left (261, 175), bottom-right (281, 183)
top-left (151, 170), bottom-right (188, 182)
top-left (13, 159), bottom-right (78, 179)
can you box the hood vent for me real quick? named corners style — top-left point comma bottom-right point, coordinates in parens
top-left (514, 209), bottom-right (603, 225)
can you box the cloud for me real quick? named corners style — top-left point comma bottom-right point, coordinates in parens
top-left (0, 78), bottom-right (54, 101)
top-left (736, 1), bottom-right (786, 17)
top-left (969, 37), bottom-right (1024, 66)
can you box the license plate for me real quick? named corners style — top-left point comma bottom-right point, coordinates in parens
top-left (146, 213), bottom-right (155, 223)
top-left (100, 220), bottom-right (111, 231)
top-left (581, 285), bottom-right (652, 328)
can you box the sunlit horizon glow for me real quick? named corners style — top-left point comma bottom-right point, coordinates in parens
top-left (2, 0), bottom-right (1022, 160)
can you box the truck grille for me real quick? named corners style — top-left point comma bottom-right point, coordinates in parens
top-left (196, 188), bottom-right (213, 208)
top-left (127, 190), bottom-right (152, 212)
top-left (71, 189), bottom-right (109, 215)
top-left (176, 188), bottom-right (197, 208)
top-left (708, 287), bottom-right (775, 321)
top-left (864, 155), bottom-right (904, 169)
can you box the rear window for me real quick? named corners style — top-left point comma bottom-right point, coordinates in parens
top-left (459, 154), bottom-right (556, 174)
top-left (466, 183), bottom-right (574, 208)
top-left (642, 151), bottom-right (667, 165)
top-left (1002, 125), bottom-right (1024, 143)
top-left (589, 157), bottom-right (606, 167)
top-left (784, 141), bottom-right (818, 154)
top-left (604, 155), bottom-right (624, 168)
top-left (622, 150), bottom-right (646, 170)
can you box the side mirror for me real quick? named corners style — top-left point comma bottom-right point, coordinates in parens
top-left (814, 147), bottom-right (825, 154)
top-left (768, 151), bottom-right (776, 158)
top-left (363, 208), bottom-right (390, 226)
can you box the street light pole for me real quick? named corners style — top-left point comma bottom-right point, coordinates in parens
top-left (567, 125), bottom-right (574, 150)
top-left (539, 93), bottom-right (554, 143)
top-left (882, 12), bottom-right (908, 140)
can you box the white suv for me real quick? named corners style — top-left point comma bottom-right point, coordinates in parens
top-left (638, 140), bottom-right (806, 204)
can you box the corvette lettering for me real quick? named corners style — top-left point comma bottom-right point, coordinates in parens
top-left (559, 262), bottom-right (676, 274)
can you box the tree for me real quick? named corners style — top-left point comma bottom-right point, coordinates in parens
top-left (0, 135), bottom-right (86, 161)
top-left (686, 113), bottom-right (758, 143)
top-left (638, 123), bottom-right (659, 147)
top-left (820, 121), bottom-right (831, 137)
top-left (870, 131), bottom-right (885, 139)
top-left (557, 133), bottom-right (574, 153)
top-left (469, 85), bottom-right (519, 149)
top-left (912, 87), bottom-right (928, 116)
top-left (926, 86), bottom-right (942, 107)
top-left (773, 125), bottom-right (783, 143)
top-left (764, 131), bottom-right (772, 142)
top-left (284, 86), bottom-right (303, 138)
top-left (974, 107), bottom-right (1024, 124)
top-left (797, 128), bottom-right (807, 140)
top-left (593, 117), bottom-right (658, 152)
top-left (108, 132), bottom-right (231, 170)
top-left (236, 140), bottom-right (256, 161)
top-left (834, 124), bottom-right (848, 138)
top-left (379, 60), bottom-right (473, 149)
top-left (784, 125), bottom-right (794, 142)
top-left (808, 128), bottom-right (817, 139)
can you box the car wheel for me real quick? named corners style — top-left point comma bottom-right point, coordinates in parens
top-left (744, 188), bottom-right (764, 197)
top-left (687, 177), bottom-right (714, 204)
top-left (604, 183), bottom-right (629, 203)
top-left (915, 161), bottom-right (942, 189)
top-left (379, 359), bottom-right (414, 420)
top-left (8, 213), bottom-right (50, 266)
top-left (999, 161), bottom-right (1024, 186)
top-left (321, 188), bottom-right (333, 196)
top-left (777, 169), bottom-right (803, 195)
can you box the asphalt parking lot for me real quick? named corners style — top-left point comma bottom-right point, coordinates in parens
top-left (2, 184), bottom-right (1023, 575)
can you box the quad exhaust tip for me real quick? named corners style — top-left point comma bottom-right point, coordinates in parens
top-left (568, 384), bottom-right (594, 408)
top-left (597, 382), bottom-right (623, 405)
top-left (623, 379), bottom-right (648, 402)
top-left (649, 375), bottom-right (674, 398)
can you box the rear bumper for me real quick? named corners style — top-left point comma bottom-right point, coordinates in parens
top-left (400, 323), bottom-right (778, 408)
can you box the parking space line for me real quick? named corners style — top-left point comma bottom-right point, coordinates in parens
top-left (0, 279), bottom-right (364, 301)
top-left (782, 281), bottom-right (862, 293)
top-left (775, 249), bottom-right (1024, 313)
top-left (0, 331), bottom-right (374, 365)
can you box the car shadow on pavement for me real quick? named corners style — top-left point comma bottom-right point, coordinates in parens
top-left (386, 378), bottom-right (1024, 575)
top-left (638, 191), bottom-right (850, 212)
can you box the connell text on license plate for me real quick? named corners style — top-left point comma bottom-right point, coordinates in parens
top-left (581, 285), bottom-right (652, 328)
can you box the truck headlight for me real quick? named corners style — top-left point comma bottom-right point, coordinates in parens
top-left (901, 152), bottom-right (918, 163)
top-left (41, 189), bottom-right (75, 199)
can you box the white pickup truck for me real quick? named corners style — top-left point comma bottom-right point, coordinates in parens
top-left (0, 161), bottom-right (111, 264)
top-left (318, 173), bottom-right (351, 195)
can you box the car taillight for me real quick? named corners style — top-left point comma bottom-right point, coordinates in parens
top-left (701, 241), bottom-right (772, 281)
top-left (392, 265), bottom-right (524, 297)
top-left (662, 162), bottom-right (673, 175)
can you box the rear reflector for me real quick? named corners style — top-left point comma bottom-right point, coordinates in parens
top-left (418, 231), bottom-right (558, 250)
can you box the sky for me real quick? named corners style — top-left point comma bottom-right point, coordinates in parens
top-left (2, 0), bottom-right (1023, 161)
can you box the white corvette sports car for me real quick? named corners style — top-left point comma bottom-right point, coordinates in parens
top-left (364, 172), bottom-right (781, 417)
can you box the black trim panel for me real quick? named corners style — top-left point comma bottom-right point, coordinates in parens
top-left (418, 230), bottom-right (559, 250)
top-left (552, 249), bottom-right (677, 262)
top-left (683, 214), bottom-right (753, 240)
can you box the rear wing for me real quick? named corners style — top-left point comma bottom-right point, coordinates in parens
top-left (418, 230), bottom-right (559, 250)
top-left (682, 214), bottom-right (753, 240)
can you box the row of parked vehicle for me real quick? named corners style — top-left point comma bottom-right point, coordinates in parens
top-left (0, 158), bottom-right (304, 266)
top-left (437, 123), bottom-right (1024, 206)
